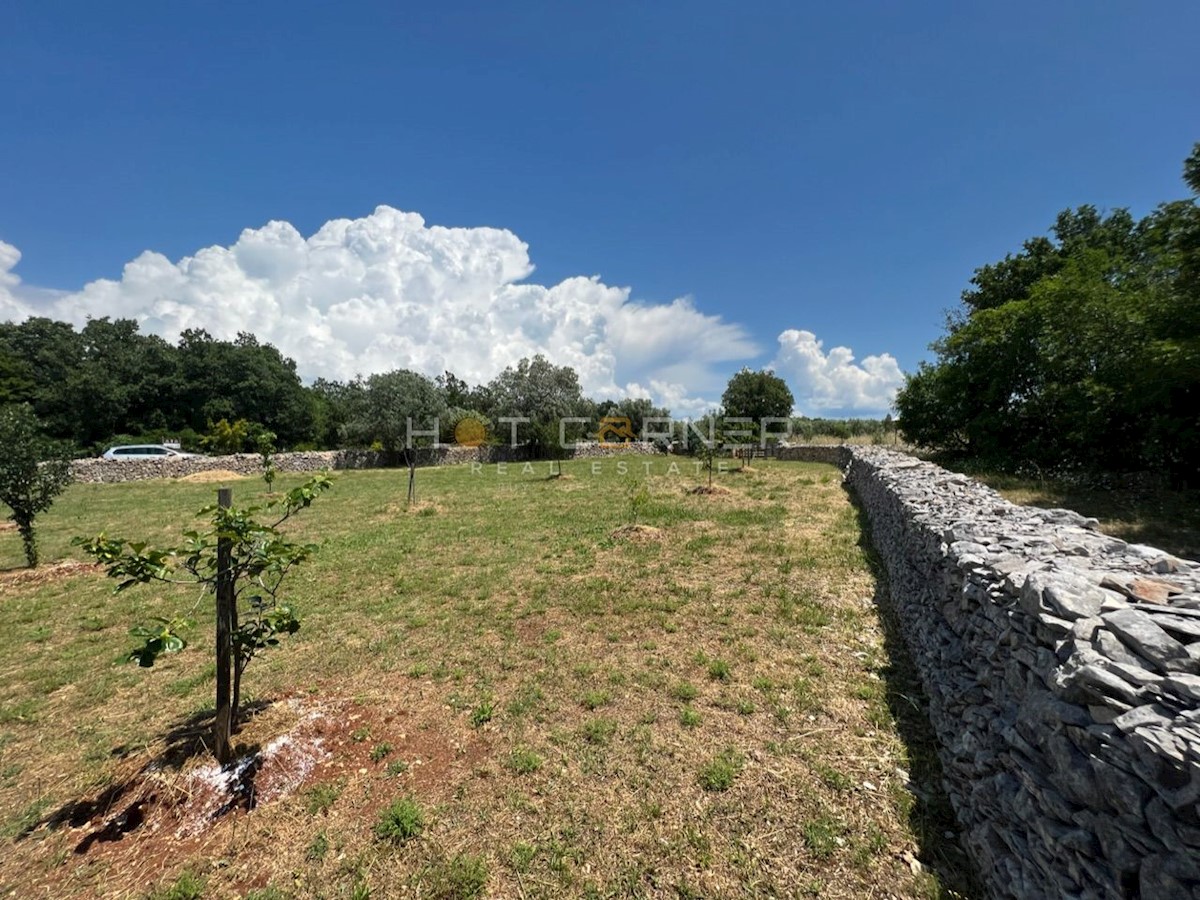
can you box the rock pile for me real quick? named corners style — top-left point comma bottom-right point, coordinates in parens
top-left (842, 446), bottom-right (1199, 900)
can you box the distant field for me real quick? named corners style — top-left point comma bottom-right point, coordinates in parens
top-left (0, 459), bottom-right (972, 899)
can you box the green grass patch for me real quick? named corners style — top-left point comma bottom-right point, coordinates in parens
top-left (374, 796), bottom-right (425, 844)
top-left (698, 747), bottom-right (743, 792)
top-left (506, 746), bottom-right (543, 775)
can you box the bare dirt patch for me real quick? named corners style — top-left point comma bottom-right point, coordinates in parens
top-left (380, 499), bottom-right (445, 517)
top-left (175, 469), bottom-right (250, 484)
top-left (688, 483), bottom-right (733, 496)
top-left (0, 560), bottom-right (99, 592)
top-left (609, 523), bottom-right (663, 541)
top-left (8, 693), bottom-right (493, 898)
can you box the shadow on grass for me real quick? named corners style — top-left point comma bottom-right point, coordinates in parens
top-left (15, 700), bottom-right (273, 849)
top-left (848, 490), bottom-right (983, 900)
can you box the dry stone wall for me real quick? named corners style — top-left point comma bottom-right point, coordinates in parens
top-left (841, 446), bottom-right (1200, 900)
top-left (70, 443), bottom-right (661, 483)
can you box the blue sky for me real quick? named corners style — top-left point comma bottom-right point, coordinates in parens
top-left (1, 1), bottom-right (1196, 416)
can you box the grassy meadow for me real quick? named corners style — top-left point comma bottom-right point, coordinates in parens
top-left (0, 458), bottom-right (972, 899)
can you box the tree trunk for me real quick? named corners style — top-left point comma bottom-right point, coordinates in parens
top-left (15, 517), bottom-right (37, 568)
top-left (406, 450), bottom-right (417, 503)
top-left (214, 488), bottom-right (235, 764)
top-left (232, 655), bottom-right (245, 731)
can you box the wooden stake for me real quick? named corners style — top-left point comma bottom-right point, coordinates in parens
top-left (214, 487), bottom-right (234, 765)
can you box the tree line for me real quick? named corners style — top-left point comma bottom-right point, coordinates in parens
top-left (0, 315), bottom-right (891, 457)
top-left (0, 321), bottom-right (685, 454)
top-left (897, 143), bottom-right (1200, 482)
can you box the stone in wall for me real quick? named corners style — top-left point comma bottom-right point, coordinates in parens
top-left (841, 446), bottom-right (1200, 900)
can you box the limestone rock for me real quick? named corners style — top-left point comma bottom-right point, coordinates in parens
top-left (1103, 608), bottom-right (1189, 671)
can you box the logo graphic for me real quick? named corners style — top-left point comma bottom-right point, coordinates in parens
top-left (598, 416), bottom-right (637, 445)
top-left (453, 416), bottom-right (488, 447)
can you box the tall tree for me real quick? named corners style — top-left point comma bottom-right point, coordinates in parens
top-left (342, 369), bottom-right (445, 451)
top-left (0, 318), bottom-right (84, 440)
top-left (897, 143), bottom-right (1200, 479)
top-left (177, 330), bottom-right (315, 446)
top-left (721, 368), bottom-right (795, 443)
top-left (487, 355), bottom-right (587, 451)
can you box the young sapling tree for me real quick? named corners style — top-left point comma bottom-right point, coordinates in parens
top-left (256, 429), bottom-right (277, 493)
top-left (0, 404), bottom-right (74, 567)
top-left (76, 474), bottom-right (333, 763)
top-left (628, 480), bottom-right (651, 525)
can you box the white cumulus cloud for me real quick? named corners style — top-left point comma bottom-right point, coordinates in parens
top-left (0, 241), bottom-right (68, 322)
top-left (771, 328), bottom-right (904, 416)
top-left (0, 207), bottom-right (758, 415)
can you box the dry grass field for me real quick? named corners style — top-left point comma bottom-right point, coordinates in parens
top-left (0, 458), bottom-right (973, 899)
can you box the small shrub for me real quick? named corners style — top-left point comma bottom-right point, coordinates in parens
top-left (370, 742), bottom-right (393, 763)
top-left (802, 816), bottom-right (842, 858)
top-left (147, 870), bottom-right (205, 900)
top-left (469, 700), bottom-right (495, 728)
top-left (698, 747), bottom-right (743, 792)
top-left (628, 480), bottom-right (651, 525)
top-left (385, 759), bottom-right (409, 777)
top-left (307, 830), bottom-right (329, 861)
top-left (304, 781), bottom-right (342, 815)
top-left (374, 796), bottom-right (424, 844)
top-left (0, 404), bottom-right (73, 568)
top-left (815, 763), bottom-right (853, 792)
top-left (679, 706), bottom-right (702, 728)
top-left (424, 852), bottom-right (488, 899)
top-left (506, 684), bottom-right (544, 719)
top-left (510, 842), bottom-right (537, 872)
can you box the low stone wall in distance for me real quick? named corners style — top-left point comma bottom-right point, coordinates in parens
top-left (842, 446), bottom-right (1200, 900)
top-left (70, 443), bottom-right (663, 483)
top-left (773, 445), bottom-right (848, 465)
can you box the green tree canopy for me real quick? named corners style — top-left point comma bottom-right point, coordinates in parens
top-left (897, 142), bottom-right (1200, 479)
top-left (486, 355), bottom-right (587, 449)
top-left (342, 369), bottom-right (446, 450)
top-left (720, 368), bottom-right (795, 438)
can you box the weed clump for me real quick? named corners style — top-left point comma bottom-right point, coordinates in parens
top-left (374, 796), bottom-right (424, 844)
top-left (698, 747), bottom-right (743, 792)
